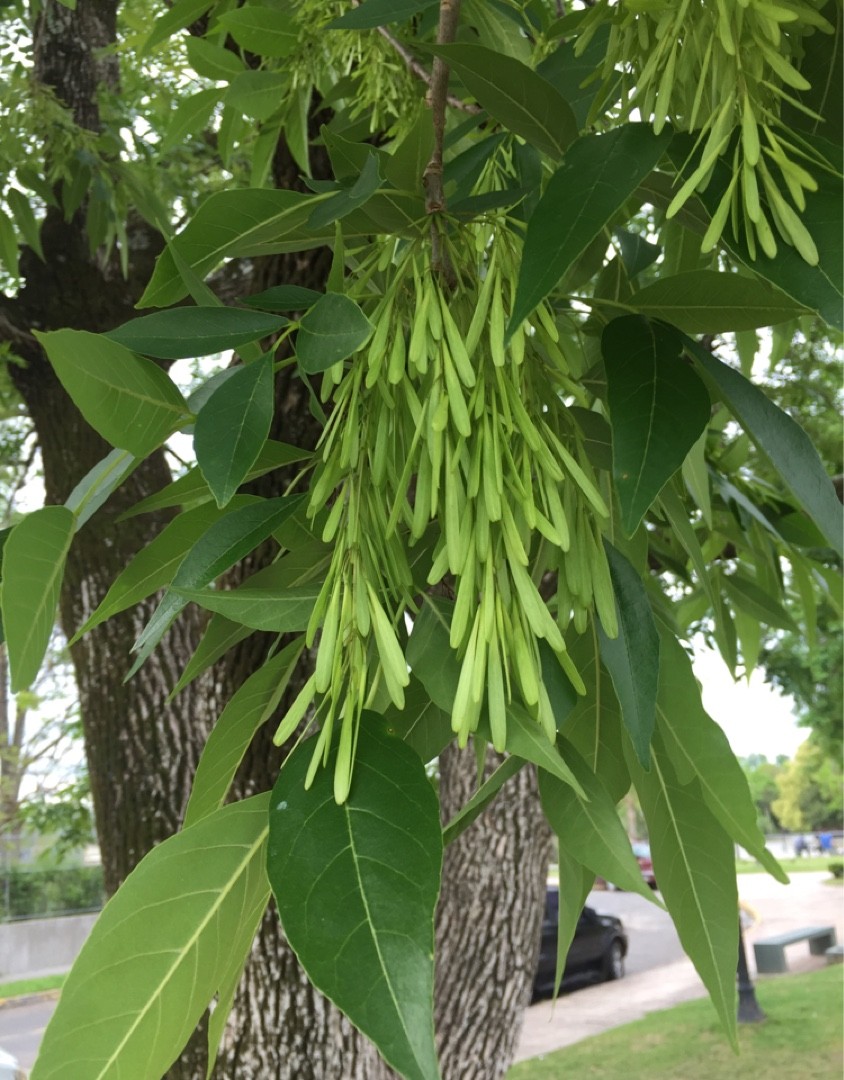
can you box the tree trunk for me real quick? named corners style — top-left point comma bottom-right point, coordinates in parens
top-left (435, 744), bottom-right (552, 1079)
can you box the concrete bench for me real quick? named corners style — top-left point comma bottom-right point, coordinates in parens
top-left (826, 944), bottom-right (844, 964)
top-left (754, 926), bottom-right (837, 974)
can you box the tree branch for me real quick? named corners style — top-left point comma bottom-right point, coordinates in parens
top-left (375, 23), bottom-right (477, 113)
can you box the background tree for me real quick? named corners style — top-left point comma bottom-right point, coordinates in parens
top-left (772, 740), bottom-right (844, 833)
top-left (740, 754), bottom-right (786, 835)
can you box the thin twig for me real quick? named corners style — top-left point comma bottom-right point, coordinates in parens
top-left (423, 0), bottom-right (463, 285)
top-left (375, 24), bottom-right (477, 113)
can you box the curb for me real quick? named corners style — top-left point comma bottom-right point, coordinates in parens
top-left (0, 989), bottom-right (61, 1010)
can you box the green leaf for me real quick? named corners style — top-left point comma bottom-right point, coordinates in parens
top-left (243, 285), bottom-right (322, 313)
top-left (551, 851), bottom-right (595, 998)
top-left (35, 329), bottom-right (188, 458)
top-left (382, 676), bottom-right (453, 764)
top-left (626, 736), bottom-right (739, 1048)
top-left (429, 44), bottom-right (576, 159)
top-left (628, 270), bottom-right (809, 333)
top-left (184, 639), bottom-right (303, 829)
top-left (267, 722), bottom-right (442, 1080)
top-left (143, 0), bottom-right (213, 51)
top-left (139, 190), bottom-right (325, 308)
top-left (7, 187), bottom-right (44, 260)
top-left (168, 615), bottom-right (251, 700)
top-left (107, 307), bottom-right (287, 360)
top-left (597, 542), bottom-right (660, 770)
top-left (217, 7), bottom-right (298, 57)
top-left (536, 24), bottom-right (611, 131)
top-left (65, 448), bottom-right (139, 528)
top-left (385, 110), bottom-right (435, 195)
top-left (508, 125), bottom-right (671, 333)
top-left (159, 88), bottom-right (219, 154)
top-left (654, 629), bottom-right (787, 883)
top-left (685, 335), bottom-right (844, 557)
top-left (130, 496), bottom-right (305, 677)
top-left (308, 153), bottom-right (383, 230)
top-left (561, 626), bottom-right (629, 803)
top-left (723, 572), bottom-right (798, 631)
top-left (194, 354), bottom-right (274, 508)
top-left (603, 316), bottom-right (711, 536)
top-left (30, 796), bottom-right (271, 1080)
top-left (120, 440), bottom-right (310, 519)
top-left (72, 501), bottom-right (251, 642)
top-left (1, 507), bottom-right (75, 692)
top-left (539, 745), bottom-right (663, 903)
top-left (225, 71), bottom-right (287, 122)
top-left (442, 756), bottom-right (524, 846)
top-left (479, 702), bottom-right (586, 798)
top-left (329, 0), bottom-right (435, 28)
top-left (174, 583), bottom-right (321, 631)
top-left (185, 36), bottom-right (245, 81)
top-left (295, 292), bottom-right (374, 373)
top-left (0, 207), bottom-right (19, 278)
top-left (406, 597), bottom-right (461, 712)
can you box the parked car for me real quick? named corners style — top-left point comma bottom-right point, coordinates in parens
top-left (0, 1047), bottom-right (25, 1080)
top-left (532, 886), bottom-right (628, 999)
top-left (632, 841), bottom-right (657, 889)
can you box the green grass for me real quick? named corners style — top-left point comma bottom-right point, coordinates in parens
top-left (736, 856), bottom-right (842, 875)
top-left (508, 965), bottom-right (843, 1080)
top-left (0, 973), bottom-right (66, 999)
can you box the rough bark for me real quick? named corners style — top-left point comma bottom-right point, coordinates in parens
top-left (435, 745), bottom-right (552, 1079)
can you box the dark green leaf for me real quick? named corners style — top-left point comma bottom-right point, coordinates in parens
top-left (30, 796), bottom-right (270, 1080)
top-left (194, 354), bottom-right (274, 508)
top-left (174, 583), bottom-right (320, 631)
top-left (626, 736), bottom-right (738, 1048)
top-left (296, 293), bottom-right (374, 373)
top-left (384, 111), bottom-right (435, 195)
top-left (184, 639), bottom-right (303, 828)
top-left (144, 0), bottom-right (213, 52)
top-left (329, 0), bottom-right (435, 28)
top-left (107, 308), bottom-right (287, 360)
top-left (723, 572), bottom-right (797, 631)
top-left (535, 24), bottom-right (611, 130)
top-left (508, 125), bottom-right (671, 333)
top-left (614, 228), bottom-right (661, 279)
top-left (598, 542), bottom-right (660, 769)
top-left (308, 152), bottom-right (383, 230)
top-left (568, 407), bottom-right (613, 472)
top-left (551, 850), bottom-right (595, 998)
top-left (185, 37), bottom-right (245, 81)
top-left (1, 507), bottom-right (75, 693)
top-left (217, 7), bottom-right (297, 57)
top-left (538, 639), bottom-right (580, 730)
top-left (654, 629), bottom-right (787, 883)
top-left (442, 756), bottom-right (524, 846)
top-left (603, 316), bottom-right (711, 536)
top-left (160, 88), bottom-right (219, 155)
top-left (382, 676), bottom-right (454, 764)
top-left (267, 722), bottom-right (442, 1080)
top-left (226, 71), bottom-right (287, 122)
top-left (429, 44), bottom-right (576, 159)
top-left (628, 270), bottom-right (809, 332)
top-left (685, 335), bottom-right (844, 556)
top-left (243, 285), bottom-right (322, 313)
top-left (35, 329), bottom-right (188, 458)
top-left (406, 597), bottom-right (461, 712)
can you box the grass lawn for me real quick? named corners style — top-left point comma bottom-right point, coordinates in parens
top-left (737, 856), bottom-right (842, 876)
top-left (0, 973), bottom-right (66, 999)
top-left (508, 965), bottom-right (843, 1080)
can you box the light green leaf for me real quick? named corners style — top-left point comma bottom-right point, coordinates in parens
top-left (144, 0), bottom-right (213, 51)
top-left (0, 208), bottom-right (19, 278)
top-left (217, 7), bottom-right (298, 57)
top-left (72, 501), bottom-right (253, 642)
top-left (540, 745), bottom-right (664, 903)
top-left (508, 125), bottom-right (671, 334)
top-left (295, 292), bottom-right (374, 373)
top-left (681, 430), bottom-right (712, 527)
top-left (406, 597), bottom-right (462, 712)
top-left (597, 542), bottom-right (660, 770)
top-left (194, 354), bottom-right (274, 508)
top-left (185, 36), bottom-right (245, 81)
top-left (686, 335), bottom-right (844, 556)
top-left (308, 152), bottom-right (383, 230)
top-left (225, 71), bottom-right (287, 122)
top-left (382, 676), bottom-right (453, 764)
top-left (442, 756), bottom-right (524, 846)
top-left (168, 615), bottom-right (251, 700)
top-left (30, 796), bottom-right (271, 1080)
top-left (626, 737), bottom-right (739, 1048)
top-left (628, 270), bottom-right (809, 332)
top-left (107, 307), bottom-right (287, 360)
top-left (120, 440), bottom-right (310, 519)
top-left (174, 582), bottom-right (320, 631)
top-left (562, 625), bottom-right (629, 803)
top-left (479, 702), bottom-right (586, 798)
top-left (551, 850), bottom-right (595, 998)
top-left (35, 329), bottom-right (188, 458)
top-left (1, 507), bottom-right (75, 692)
top-left (7, 187), bottom-right (44, 260)
top-left (329, 0), bottom-right (435, 28)
top-left (429, 43), bottom-right (576, 159)
top-left (603, 316), bottom-right (711, 536)
top-left (654, 630), bottom-right (787, 883)
top-left (184, 639), bottom-right (303, 828)
top-left (723, 572), bottom-right (797, 631)
top-left (267, 722), bottom-right (442, 1080)
top-left (160, 88), bottom-right (220, 154)
top-left (65, 448), bottom-right (139, 528)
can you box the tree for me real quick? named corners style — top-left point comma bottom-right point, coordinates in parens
top-left (740, 754), bottom-right (786, 835)
top-left (772, 740), bottom-right (844, 833)
top-left (0, 2), bottom-right (842, 1080)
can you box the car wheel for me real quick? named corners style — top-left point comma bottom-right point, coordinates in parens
top-left (604, 940), bottom-right (625, 981)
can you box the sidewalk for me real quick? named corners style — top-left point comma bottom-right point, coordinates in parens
top-left (514, 871), bottom-right (844, 1064)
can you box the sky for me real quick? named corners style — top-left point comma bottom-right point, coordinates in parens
top-left (692, 642), bottom-right (805, 761)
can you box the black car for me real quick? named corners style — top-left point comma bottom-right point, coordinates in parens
top-left (532, 886), bottom-right (628, 999)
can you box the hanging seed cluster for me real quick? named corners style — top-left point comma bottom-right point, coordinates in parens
top-left (579, 0), bottom-right (834, 263)
top-left (279, 226), bottom-right (618, 802)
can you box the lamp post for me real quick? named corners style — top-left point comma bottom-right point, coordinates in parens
top-left (737, 916), bottom-right (766, 1024)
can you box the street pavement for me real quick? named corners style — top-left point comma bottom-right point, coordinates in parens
top-left (0, 872), bottom-right (841, 1073)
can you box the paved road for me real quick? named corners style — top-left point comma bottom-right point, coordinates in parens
top-left (2, 873), bottom-right (841, 1073)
